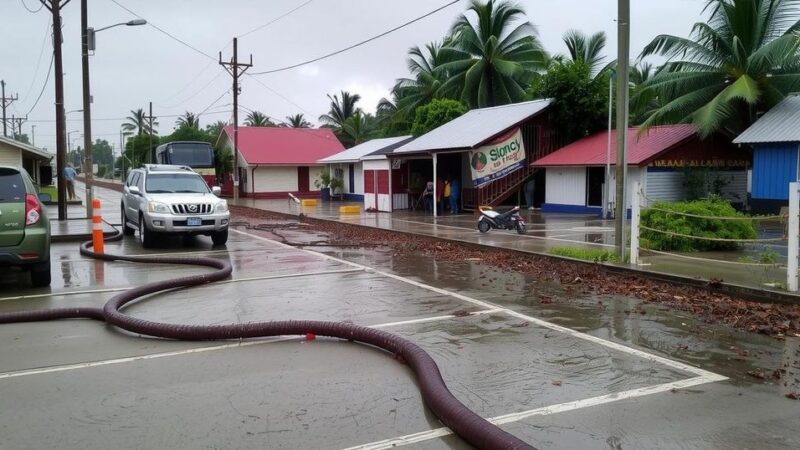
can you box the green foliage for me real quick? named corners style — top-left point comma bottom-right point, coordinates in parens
top-left (528, 60), bottom-right (608, 143)
top-left (641, 198), bottom-right (756, 252)
top-left (124, 134), bottom-right (157, 168)
top-left (548, 246), bottom-right (619, 263)
top-left (438, 0), bottom-right (547, 108)
top-left (635, 0), bottom-right (800, 137)
top-left (163, 126), bottom-right (214, 144)
top-left (314, 167), bottom-right (344, 196)
top-left (411, 99), bottom-right (467, 137)
top-left (92, 139), bottom-right (114, 167)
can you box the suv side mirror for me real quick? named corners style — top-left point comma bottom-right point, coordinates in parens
top-left (211, 186), bottom-right (221, 196)
top-left (129, 185), bottom-right (141, 195)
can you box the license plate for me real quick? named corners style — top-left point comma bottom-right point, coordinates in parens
top-left (187, 217), bottom-right (202, 226)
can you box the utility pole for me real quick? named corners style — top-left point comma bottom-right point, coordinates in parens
top-left (615, 0), bottom-right (631, 260)
top-left (144, 101), bottom-right (156, 164)
top-left (31, 125), bottom-right (36, 146)
top-left (11, 115), bottom-right (28, 139)
top-left (220, 38), bottom-right (252, 202)
top-left (81, 0), bottom-right (94, 217)
top-left (41, 0), bottom-right (72, 221)
top-left (1, 80), bottom-right (19, 138)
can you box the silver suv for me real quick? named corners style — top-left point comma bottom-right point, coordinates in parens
top-left (121, 165), bottom-right (230, 248)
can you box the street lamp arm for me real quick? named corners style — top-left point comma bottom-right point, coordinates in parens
top-left (93, 19), bottom-right (146, 33)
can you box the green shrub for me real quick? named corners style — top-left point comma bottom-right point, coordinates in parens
top-left (640, 198), bottom-right (756, 252)
top-left (548, 246), bottom-right (619, 263)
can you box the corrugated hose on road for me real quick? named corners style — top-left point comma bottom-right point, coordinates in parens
top-left (0, 227), bottom-right (535, 449)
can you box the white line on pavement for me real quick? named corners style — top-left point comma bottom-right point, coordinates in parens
top-left (343, 375), bottom-right (725, 450)
top-left (0, 309), bottom-right (499, 380)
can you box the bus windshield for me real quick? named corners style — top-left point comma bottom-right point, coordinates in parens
top-left (166, 143), bottom-right (214, 168)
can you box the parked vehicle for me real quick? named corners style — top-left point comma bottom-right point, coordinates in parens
top-left (121, 164), bottom-right (229, 248)
top-left (0, 166), bottom-right (51, 286)
top-left (477, 206), bottom-right (526, 234)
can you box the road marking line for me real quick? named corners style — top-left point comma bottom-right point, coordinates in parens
top-left (343, 375), bottom-right (726, 450)
top-left (0, 310), bottom-right (499, 380)
top-left (0, 269), bottom-right (364, 302)
top-left (232, 228), bottom-right (725, 379)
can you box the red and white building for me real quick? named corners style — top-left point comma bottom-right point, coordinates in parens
top-left (218, 126), bottom-right (344, 198)
top-left (532, 125), bottom-right (750, 215)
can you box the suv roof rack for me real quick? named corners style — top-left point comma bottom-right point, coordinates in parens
top-left (143, 164), bottom-right (194, 172)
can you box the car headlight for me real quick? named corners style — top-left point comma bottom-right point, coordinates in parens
top-left (147, 201), bottom-right (171, 214)
top-left (215, 201), bottom-right (229, 213)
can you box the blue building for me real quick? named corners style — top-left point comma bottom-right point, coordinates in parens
top-left (734, 93), bottom-right (800, 214)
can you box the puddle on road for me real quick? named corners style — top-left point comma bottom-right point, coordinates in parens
top-left (316, 245), bottom-right (795, 394)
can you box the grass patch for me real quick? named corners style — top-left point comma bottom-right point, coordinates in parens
top-left (547, 246), bottom-right (619, 263)
top-left (39, 185), bottom-right (57, 201)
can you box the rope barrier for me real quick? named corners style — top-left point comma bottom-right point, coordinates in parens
top-left (641, 205), bottom-right (785, 222)
top-left (640, 248), bottom-right (785, 267)
top-left (639, 225), bottom-right (786, 243)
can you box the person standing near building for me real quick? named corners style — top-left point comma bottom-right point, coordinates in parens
top-left (63, 163), bottom-right (77, 201)
top-left (442, 177), bottom-right (451, 213)
top-left (524, 178), bottom-right (536, 210)
top-left (449, 176), bottom-right (460, 215)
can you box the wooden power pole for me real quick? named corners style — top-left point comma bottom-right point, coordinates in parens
top-left (40, 0), bottom-right (72, 221)
top-left (220, 38), bottom-right (252, 202)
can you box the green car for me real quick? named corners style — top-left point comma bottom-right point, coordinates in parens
top-left (0, 166), bottom-right (51, 287)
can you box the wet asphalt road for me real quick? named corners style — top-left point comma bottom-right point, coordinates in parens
top-left (1, 189), bottom-right (799, 449)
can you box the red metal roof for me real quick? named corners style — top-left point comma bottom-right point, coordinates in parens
top-left (532, 124), bottom-right (697, 167)
top-left (222, 126), bottom-right (344, 165)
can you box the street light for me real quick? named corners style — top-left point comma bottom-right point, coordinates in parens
top-left (81, 0), bottom-right (146, 218)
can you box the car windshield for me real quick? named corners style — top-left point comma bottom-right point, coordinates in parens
top-left (0, 168), bottom-right (26, 203)
top-left (145, 173), bottom-right (209, 194)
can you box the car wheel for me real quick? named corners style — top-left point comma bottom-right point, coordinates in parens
top-left (478, 220), bottom-right (491, 233)
top-left (139, 214), bottom-right (156, 248)
top-left (30, 261), bottom-right (51, 287)
top-left (121, 206), bottom-right (134, 236)
top-left (211, 229), bottom-right (228, 246)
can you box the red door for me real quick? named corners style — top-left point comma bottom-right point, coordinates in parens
top-left (364, 170), bottom-right (375, 193)
top-left (298, 166), bottom-right (309, 193)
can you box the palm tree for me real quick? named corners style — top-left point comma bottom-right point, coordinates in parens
top-left (244, 111), bottom-right (275, 127)
top-left (438, 0), bottom-right (548, 108)
top-left (562, 30), bottom-right (608, 76)
top-left (392, 42), bottom-right (451, 120)
top-left (284, 113), bottom-right (311, 128)
top-left (121, 108), bottom-right (158, 136)
top-left (205, 120), bottom-right (229, 141)
top-left (175, 111), bottom-right (199, 129)
top-left (341, 111), bottom-right (376, 146)
top-left (318, 91), bottom-right (361, 129)
top-left (636, 0), bottom-right (800, 137)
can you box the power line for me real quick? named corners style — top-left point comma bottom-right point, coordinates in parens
top-left (198, 89), bottom-right (231, 116)
top-left (24, 51), bottom-right (55, 116)
top-left (158, 70), bottom-right (226, 109)
top-left (19, 15), bottom-right (52, 103)
top-left (250, 0), bottom-right (460, 75)
top-left (237, 0), bottom-right (315, 39)
top-left (245, 74), bottom-right (315, 116)
top-left (108, 0), bottom-right (216, 62)
top-left (20, 0), bottom-right (44, 13)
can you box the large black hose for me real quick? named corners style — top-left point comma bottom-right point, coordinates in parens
top-left (0, 231), bottom-right (535, 449)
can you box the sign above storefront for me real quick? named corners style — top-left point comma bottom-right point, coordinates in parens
top-left (649, 159), bottom-right (749, 168)
top-left (469, 128), bottom-right (526, 187)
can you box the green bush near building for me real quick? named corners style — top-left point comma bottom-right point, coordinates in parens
top-left (640, 198), bottom-right (756, 252)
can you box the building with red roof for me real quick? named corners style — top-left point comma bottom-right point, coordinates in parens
top-left (532, 125), bottom-right (750, 215)
top-left (218, 126), bottom-right (344, 198)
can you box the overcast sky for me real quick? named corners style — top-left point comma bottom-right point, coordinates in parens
top-left (2, 0), bottom-right (705, 154)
